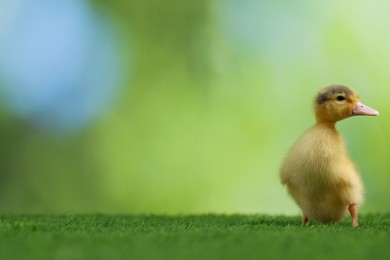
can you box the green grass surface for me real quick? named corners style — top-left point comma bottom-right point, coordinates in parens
top-left (1, 214), bottom-right (390, 260)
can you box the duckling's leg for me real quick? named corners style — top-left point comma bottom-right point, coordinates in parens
top-left (348, 204), bottom-right (359, 227)
top-left (302, 214), bottom-right (308, 225)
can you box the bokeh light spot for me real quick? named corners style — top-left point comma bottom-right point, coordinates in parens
top-left (0, 0), bottom-right (125, 133)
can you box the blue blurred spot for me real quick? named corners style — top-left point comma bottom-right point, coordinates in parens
top-left (0, 0), bottom-right (125, 133)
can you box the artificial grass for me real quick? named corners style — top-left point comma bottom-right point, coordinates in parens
top-left (1, 214), bottom-right (390, 260)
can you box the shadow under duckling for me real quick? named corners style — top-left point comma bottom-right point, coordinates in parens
top-left (280, 85), bottom-right (379, 227)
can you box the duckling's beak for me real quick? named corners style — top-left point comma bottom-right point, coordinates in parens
top-left (352, 102), bottom-right (380, 116)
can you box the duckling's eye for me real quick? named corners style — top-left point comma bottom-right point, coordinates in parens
top-left (336, 96), bottom-right (345, 101)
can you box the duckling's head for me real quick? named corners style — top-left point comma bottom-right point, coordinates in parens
top-left (314, 85), bottom-right (379, 123)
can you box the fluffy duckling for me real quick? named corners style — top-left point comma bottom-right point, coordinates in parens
top-left (280, 85), bottom-right (379, 227)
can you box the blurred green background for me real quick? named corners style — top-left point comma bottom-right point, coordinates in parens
top-left (0, 0), bottom-right (388, 214)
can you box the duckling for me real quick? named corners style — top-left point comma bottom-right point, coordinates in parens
top-left (280, 85), bottom-right (379, 227)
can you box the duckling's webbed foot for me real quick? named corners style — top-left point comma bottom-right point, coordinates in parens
top-left (348, 204), bottom-right (359, 227)
top-left (302, 214), bottom-right (308, 225)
